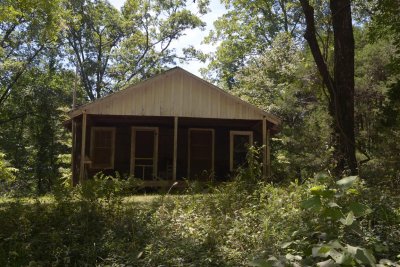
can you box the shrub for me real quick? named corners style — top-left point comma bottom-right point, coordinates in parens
top-left (0, 152), bottom-right (18, 196)
top-left (250, 175), bottom-right (400, 266)
top-left (0, 167), bottom-right (398, 266)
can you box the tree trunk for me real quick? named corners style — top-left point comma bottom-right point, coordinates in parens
top-left (330, 0), bottom-right (357, 175)
top-left (299, 0), bottom-right (358, 176)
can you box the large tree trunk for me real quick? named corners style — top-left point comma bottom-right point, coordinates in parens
top-left (330, 0), bottom-right (357, 175)
top-left (299, 0), bottom-right (358, 176)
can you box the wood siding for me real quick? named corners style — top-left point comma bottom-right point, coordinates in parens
top-left (69, 68), bottom-right (280, 123)
top-left (81, 116), bottom-right (263, 182)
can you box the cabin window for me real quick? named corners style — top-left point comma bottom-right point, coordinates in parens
top-left (90, 127), bottom-right (116, 169)
top-left (230, 131), bottom-right (253, 171)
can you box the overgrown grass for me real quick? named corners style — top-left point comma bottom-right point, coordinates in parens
top-left (0, 175), bottom-right (399, 266)
top-left (0, 194), bottom-right (159, 205)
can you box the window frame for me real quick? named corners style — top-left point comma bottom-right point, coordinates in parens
top-left (230, 130), bottom-right (253, 171)
top-left (90, 127), bottom-right (116, 169)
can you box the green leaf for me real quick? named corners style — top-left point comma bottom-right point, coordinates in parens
top-left (327, 202), bottom-right (340, 208)
top-left (328, 240), bottom-right (344, 250)
top-left (378, 259), bottom-right (396, 265)
top-left (316, 259), bottom-right (337, 267)
top-left (248, 258), bottom-right (274, 267)
top-left (312, 246), bottom-right (330, 258)
top-left (315, 173), bottom-right (330, 182)
top-left (319, 246), bottom-right (331, 254)
top-left (285, 253), bottom-right (302, 261)
top-left (329, 249), bottom-right (353, 265)
top-left (311, 185), bottom-right (325, 195)
top-left (348, 202), bottom-right (372, 217)
top-left (355, 248), bottom-right (377, 266)
top-left (374, 243), bottom-right (389, 253)
top-left (281, 241), bottom-right (293, 249)
top-left (336, 176), bottom-right (358, 189)
top-left (291, 230), bottom-right (299, 237)
top-left (311, 186), bottom-right (335, 198)
top-left (340, 211), bottom-right (355, 226)
top-left (301, 196), bottom-right (322, 210)
top-left (322, 207), bottom-right (342, 220)
top-left (345, 245), bottom-right (376, 266)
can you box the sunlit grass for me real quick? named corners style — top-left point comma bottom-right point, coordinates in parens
top-left (0, 195), bottom-right (55, 204)
top-left (0, 194), bottom-right (165, 205)
top-left (122, 194), bottom-right (160, 203)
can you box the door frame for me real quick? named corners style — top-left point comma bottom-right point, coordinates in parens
top-left (230, 130), bottom-right (253, 171)
top-left (130, 127), bottom-right (159, 178)
top-left (187, 128), bottom-right (215, 178)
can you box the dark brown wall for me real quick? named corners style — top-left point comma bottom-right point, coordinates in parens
top-left (81, 115), bottom-right (263, 182)
top-left (114, 126), bottom-right (131, 174)
top-left (157, 126), bottom-right (174, 178)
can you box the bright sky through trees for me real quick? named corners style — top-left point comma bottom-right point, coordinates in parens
top-left (108, 0), bottom-right (226, 76)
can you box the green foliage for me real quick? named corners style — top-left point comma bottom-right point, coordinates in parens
top-left (65, 0), bottom-right (205, 100)
top-left (200, 0), bottom-right (303, 88)
top-left (0, 0), bottom-right (65, 107)
top-left (0, 152), bottom-right (18, 195)
top-left (352, 27), bottom-right (400, 187)
top-left (1, 0), bottom-right (207, 195)
top-left (1, 168), bottom-right (398, 266)
top-left (251, 175), bottom-right (400, 266)
top-left (0, 1), bottom-right (399, 264)
top-left (77, 172), bottom-right (141, 201)
top-left (232, 33), bottom-right (332, 181)
top-left (0, 66), bottom-right (73, 196)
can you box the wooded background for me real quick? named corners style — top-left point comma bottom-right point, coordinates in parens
top-left (0, 0), bottom-right (399, 195)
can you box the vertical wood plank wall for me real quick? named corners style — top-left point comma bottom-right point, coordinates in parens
top-left (71, 116), bottom-right (271, 184)
top-left (77, 69), bottom-right (273, 122)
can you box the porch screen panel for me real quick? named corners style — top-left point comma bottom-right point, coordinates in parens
top-left (189, 130), bottom-right (213, 179)
top-left (131, 127), bottom-right (158, 179)
top-left (134, 130), bottom-right (155, 179)
top-left (230, 131), bottom-right (253, 171)
top-left (91, 127), bottom-right (115, 169)
top-left (135, 131), bottom-right (154, 158)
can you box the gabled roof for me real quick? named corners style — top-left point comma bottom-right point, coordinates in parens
top-left (68, 67), bottom-right (280, 125)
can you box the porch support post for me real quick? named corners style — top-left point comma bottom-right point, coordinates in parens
top-left (267, 126), bottom-right (271, 178)
top-left (173, 116), bottom-right (178, 181)
top-left (262, 117), bottom-right (268, 180)
top-left (79, 111), bottom-right (87, 183)
top-left (71, 117), bottom-right (77, 186)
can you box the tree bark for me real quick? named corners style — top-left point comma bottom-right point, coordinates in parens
top-left (299, 0), bottom-right (358, 176)
top-left (330, 0), bottom-right (357, 175)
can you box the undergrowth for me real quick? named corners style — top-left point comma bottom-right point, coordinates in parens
top-left (0, 170), bottom-right (399, 266)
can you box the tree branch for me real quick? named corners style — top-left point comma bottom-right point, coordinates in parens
top-left (299, 0), bottom-right (335, 98)
top-left (0, 112), bottom-right (27, 125)
top-left (0, 45), bottom-right (45, 107)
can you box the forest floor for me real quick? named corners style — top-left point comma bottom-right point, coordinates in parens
top-left (0, 179), bottom-right (399, 266)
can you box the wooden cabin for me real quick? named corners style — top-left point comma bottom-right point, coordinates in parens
top-left (66, 67), bottom-right (280, 187)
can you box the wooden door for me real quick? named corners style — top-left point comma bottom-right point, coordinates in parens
top-left (188, 129), bottom-right (214, 180)
top-left (131, 127), bottom-right (158, 179)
